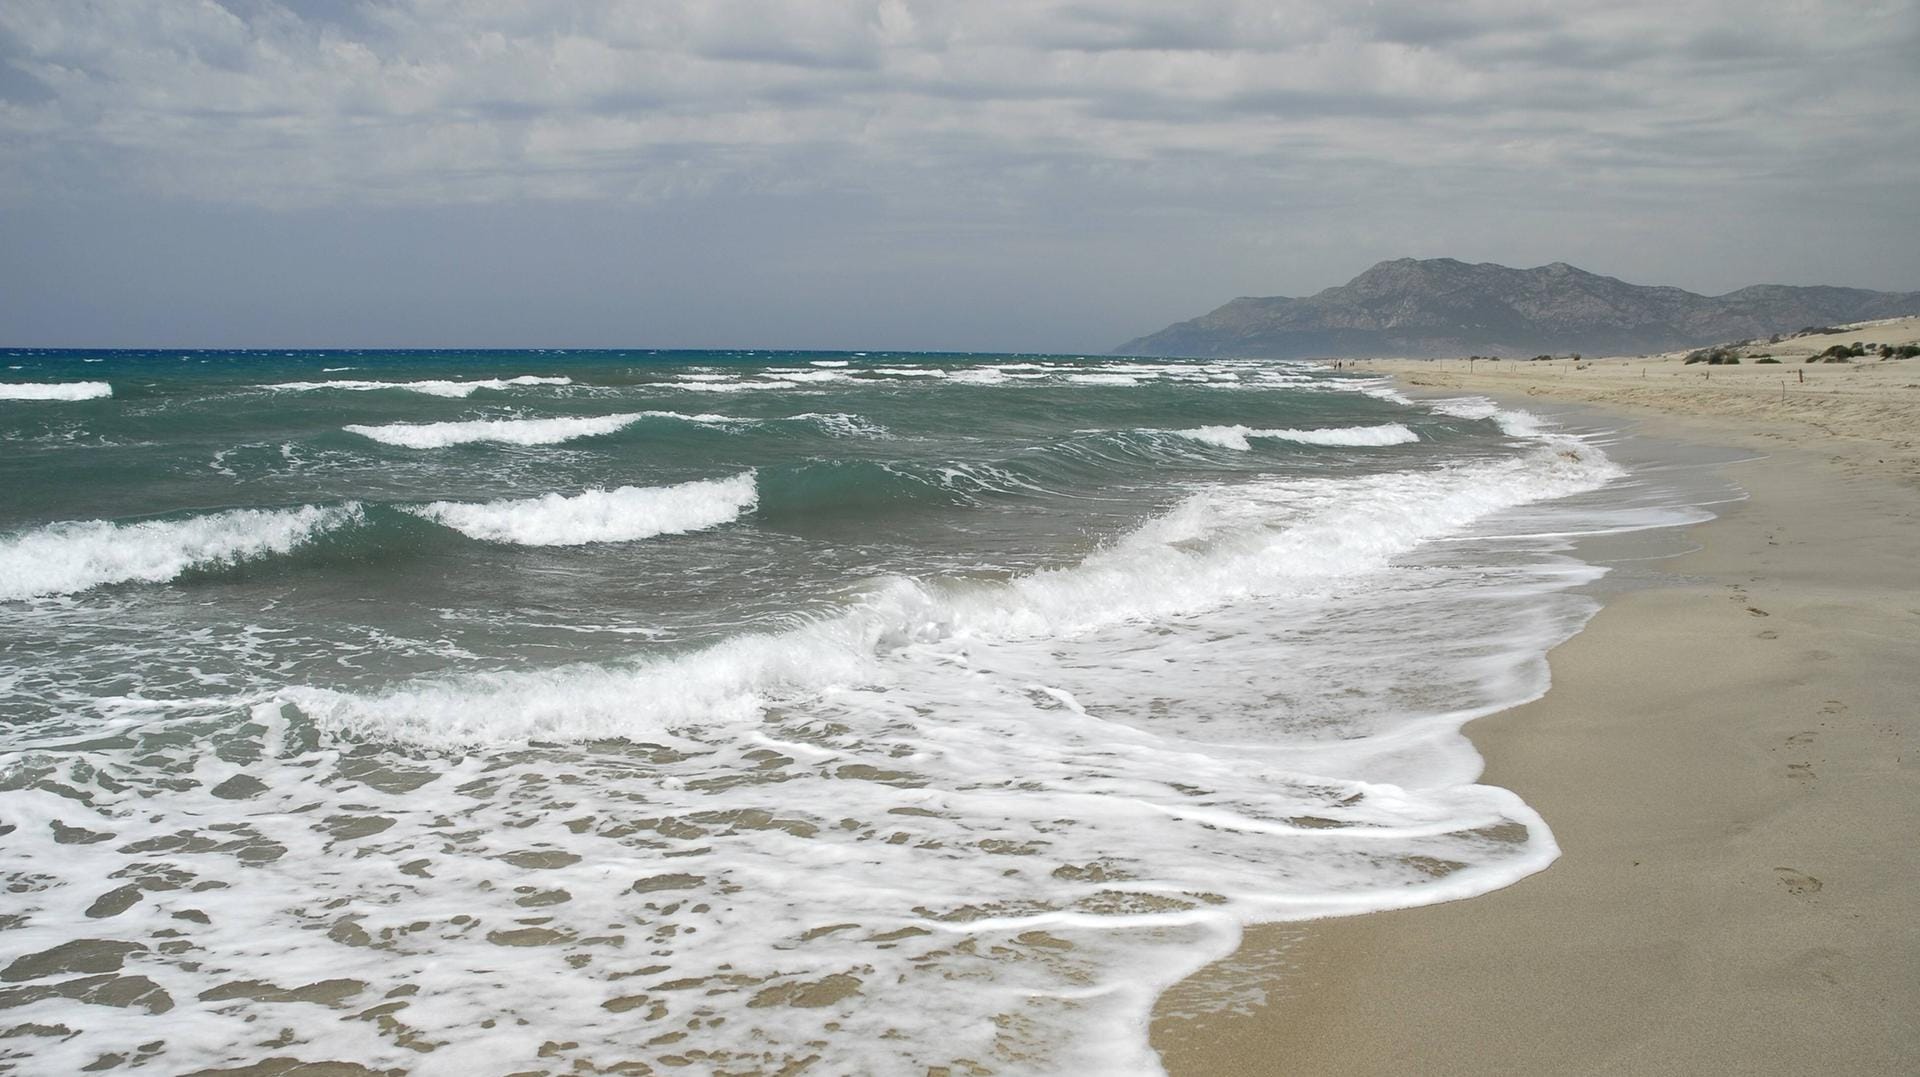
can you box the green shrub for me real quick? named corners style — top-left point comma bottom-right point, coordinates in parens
top-left (1756, 357), bottom-right (1781, 364)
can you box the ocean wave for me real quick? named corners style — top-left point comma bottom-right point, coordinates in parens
top-left (343, 409), bottom-right (886, 449)
top-left (409, 472), bottom-right (758, 546)
top-left (1427, 397), bottom-right (1547, 437)
top-left (668, 379), bottom-right (789, 392)
top-left (947, 368), bottom-right (1010, 385)
top-left (345, 411), bottom-right (682, 448)
top-left (1172, 423), bottom-right (1420, 451)
top-left (269, 376), bottom-right (570, 398)
top-left (0, 503), bottom-right (361, 600)
top-left (0, 381), bottom-right (112, 401)
top-left (762, 369), bottom-right (848, 383)
top-left (289, 440), bottom-right (1622, 745)
top-left (784, 412), bottom-right (893, 439)
top-left (754, 457), bottom-right (1040, 520)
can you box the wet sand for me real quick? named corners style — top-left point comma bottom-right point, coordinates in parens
top-left (1152, 338), bottom-right (1920, 1074)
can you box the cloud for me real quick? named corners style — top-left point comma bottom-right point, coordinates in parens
top-left (1, 0), bottom-right (1913, 212)
top-left (0, 2), bottom-right (1914, 351)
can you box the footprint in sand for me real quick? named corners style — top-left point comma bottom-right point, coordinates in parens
top-left (1746, 606), bottom-right (1770, 617)
top-left (1786, 762), bottom-right (1815, 781)
top-left (1757, 629), bottom-right (1779, 639)
top-left (1784, 731), bottom-right (1815, 747)
top-left (1775, 868), bottom-right (1823, 896)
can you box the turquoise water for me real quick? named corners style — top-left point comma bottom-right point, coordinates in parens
top-left (0, 349), bottom-right (1702, 1073)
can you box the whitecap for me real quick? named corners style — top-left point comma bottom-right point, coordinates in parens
top-left (0, 381), bottom-right (112, 401)
top-left (344, 412), bottom-right (678, 448)
top-left (1172, 423), bottom-right (1421, 451)
top-left (409, 472), bottom-right (758, 547)
top-left (290, 440), bottom-right (1622, 746)
top-left (0, 503), bottom-right (360, 600)
top-left (269, 376), bottom-right (570, 398)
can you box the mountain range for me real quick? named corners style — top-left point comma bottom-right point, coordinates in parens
top-left (1115, 258), bottom-right (1920, 359)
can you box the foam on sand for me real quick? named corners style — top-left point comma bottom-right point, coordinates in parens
top-left (256, 432), bottom-right (1626, 1074)
top-left (0, 381), bottom-right (113, 401)
top-left (1173, 422), bottom-right (1420, 451)
top-left (409, 472), bottom-right (758, 546)
top-left (0, 503), bottom-right (360, 600)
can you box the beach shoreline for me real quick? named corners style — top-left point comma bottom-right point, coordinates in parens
top-left (1152, 355), bottom-right (1920, 1074)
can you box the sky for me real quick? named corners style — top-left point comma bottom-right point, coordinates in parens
top-left (1, 0), bottom-right (1915, 351)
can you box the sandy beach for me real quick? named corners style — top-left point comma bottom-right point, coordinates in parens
top-left (1153, 323), bottom-right (1920, 1074)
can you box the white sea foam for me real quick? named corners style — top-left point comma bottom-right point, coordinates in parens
top-left (1342, 379), bottom-right (1415, 405)
top-left (211, 435), bottom-right (1628, 1075)
top-left (949, 367), bottom-right (1010, 385)
top-left (345, 412), bottom-right (664, 448)
top-left (0, 366), bottom-right (1710, 1077)
top-left (409, 472), bottom-right (758, 546)
top-left (0, 503), bottom-right (359, 600)
top-left (760, 369), bottom-right (848, 384)
top-left (787, 412), bottom-right (893, 439)
top-left (269, 375), bottom-right (570, 397)
top-left (670, 379), bottom-right (785, 392)
top-left (0, 381), bottom-right (112, 401)
top-left (1172, 422), bottom-right (1421, 451)
top-left (1429, 396), bottom-right (1548, 437)
top-left (295, 440), bottom-right (1619, 745)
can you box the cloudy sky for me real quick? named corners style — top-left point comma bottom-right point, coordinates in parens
top-left (2, 1), bottom-right (1914, 350)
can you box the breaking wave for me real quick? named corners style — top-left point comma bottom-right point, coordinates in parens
top-left (346, 412), bottom-right (673, 448)
top-left (408, 472), bottom-right (758, 546)
top-left (1171, 423), bottom-right (1420, 451)
top-left (0, 381), bottom-right (113, 401)
top-left (270, 376), bottom-right (571, 397)
top-left (0, 503), bottom-right (361, 600)
top-left (291, 438), bottom-right (1621, 745)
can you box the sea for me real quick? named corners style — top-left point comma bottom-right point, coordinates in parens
top-left (0, 349), bottom-right (1724, 1074)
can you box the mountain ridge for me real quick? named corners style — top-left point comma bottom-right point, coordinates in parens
top-left (1116, 258), bottom-right (1920, 359)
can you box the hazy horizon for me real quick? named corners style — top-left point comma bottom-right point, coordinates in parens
top-left (3, 1), bottom-right (1916, 351)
